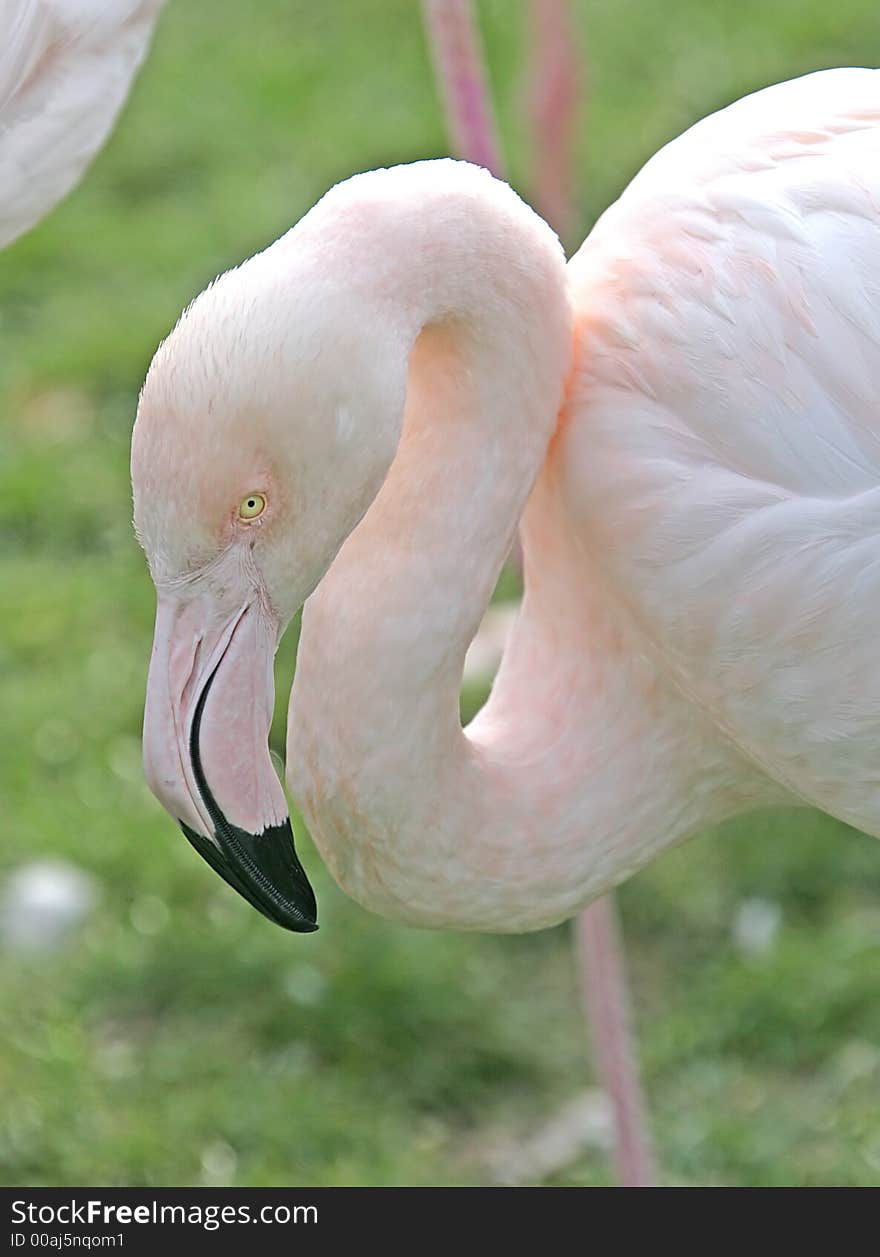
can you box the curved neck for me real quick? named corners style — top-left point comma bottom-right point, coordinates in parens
top-left (287, 164), bottom-right (756, 930)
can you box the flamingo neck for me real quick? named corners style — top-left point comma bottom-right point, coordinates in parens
top-left (287, 165), bottom-right (756, 930)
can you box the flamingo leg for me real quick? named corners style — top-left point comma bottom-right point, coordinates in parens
top-left (421, 0), bottom-right (656, 1187)
top-left (527, 0), bottom-right (582, 245)
top-left (575, 897), bottom-right (656, 1185)
top-left (420, 0), bottom-right (502, 173)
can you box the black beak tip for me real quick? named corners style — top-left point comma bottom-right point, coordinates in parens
top-left (179, 816), bottom-right (318, 934)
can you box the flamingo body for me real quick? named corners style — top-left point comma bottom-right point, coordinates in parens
top-left (565, 67), bottom-right (880, 837)
top-left (0, 0), bottom-right (164, 249)
top-left (132, 69), bottom-right (880, 939)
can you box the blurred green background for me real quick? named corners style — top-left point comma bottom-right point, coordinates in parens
top-left (2, 0), bottom-right (880, 1188)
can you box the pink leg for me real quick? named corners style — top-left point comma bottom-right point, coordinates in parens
top-left (419, 0), bottom-right (502, 174)
top-left (576, 897), bottom-right (656, 1185)
top-left (527, 0), bottom-right (582, 244)
top-left (421, 0), bottom-right (656, 1186)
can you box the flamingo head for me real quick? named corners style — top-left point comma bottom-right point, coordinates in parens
top-left (131, 242), bottom-right (405, 932)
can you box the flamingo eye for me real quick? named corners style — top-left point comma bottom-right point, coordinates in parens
top-left (238, 492), bottom-right (266, 521)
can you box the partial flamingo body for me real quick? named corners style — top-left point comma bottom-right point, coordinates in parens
top-left (0, 0), bottom-right (164, 249)
top-left (132, 61), bottom-right (880, 1030)
top-left (566, 68), bottom-right (880, 838)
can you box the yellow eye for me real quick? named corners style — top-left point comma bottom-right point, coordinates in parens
top-left (238, 492), bottom-right (266, 521)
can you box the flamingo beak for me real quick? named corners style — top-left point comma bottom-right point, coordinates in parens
top-left (142, 592), bottom-right (317, 932)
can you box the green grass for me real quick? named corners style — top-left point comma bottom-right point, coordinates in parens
top-left (2, 0), bottom-right (880, 1187)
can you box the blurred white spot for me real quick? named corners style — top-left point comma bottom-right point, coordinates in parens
top-left (832, 1039), bottom-right (880, 1088)
top-left (463, 602), bottom-right (519, 686)
top-left (481, 1088), bottom-right (613, 1185)
top-left (129, 894), bottom-right (169, 936)
top-left (93, 1036), bottom-right (137, 1081)
top-left (413, 1116), bottom-right (446, 1155)
top-left (200, 1140), bottom-right (238, 1185)
top-left (283, 962), bottom-right (327, 1007)
top-left (732, 897), bottom-right (781, 958)
top-left (4, 1098), bottom-right (44, 1157)
top-left (0, 860), bottom-right (99, 952)
top-left (267, 1040), bottom-right (314, 1078)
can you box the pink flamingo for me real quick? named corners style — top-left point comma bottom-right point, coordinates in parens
top-left (420, 0), bottom-right (653, 1185)
top-left (132, 67), bottom-right (880, 1185)
top-left (0, 0), bottom-right (165, 250)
